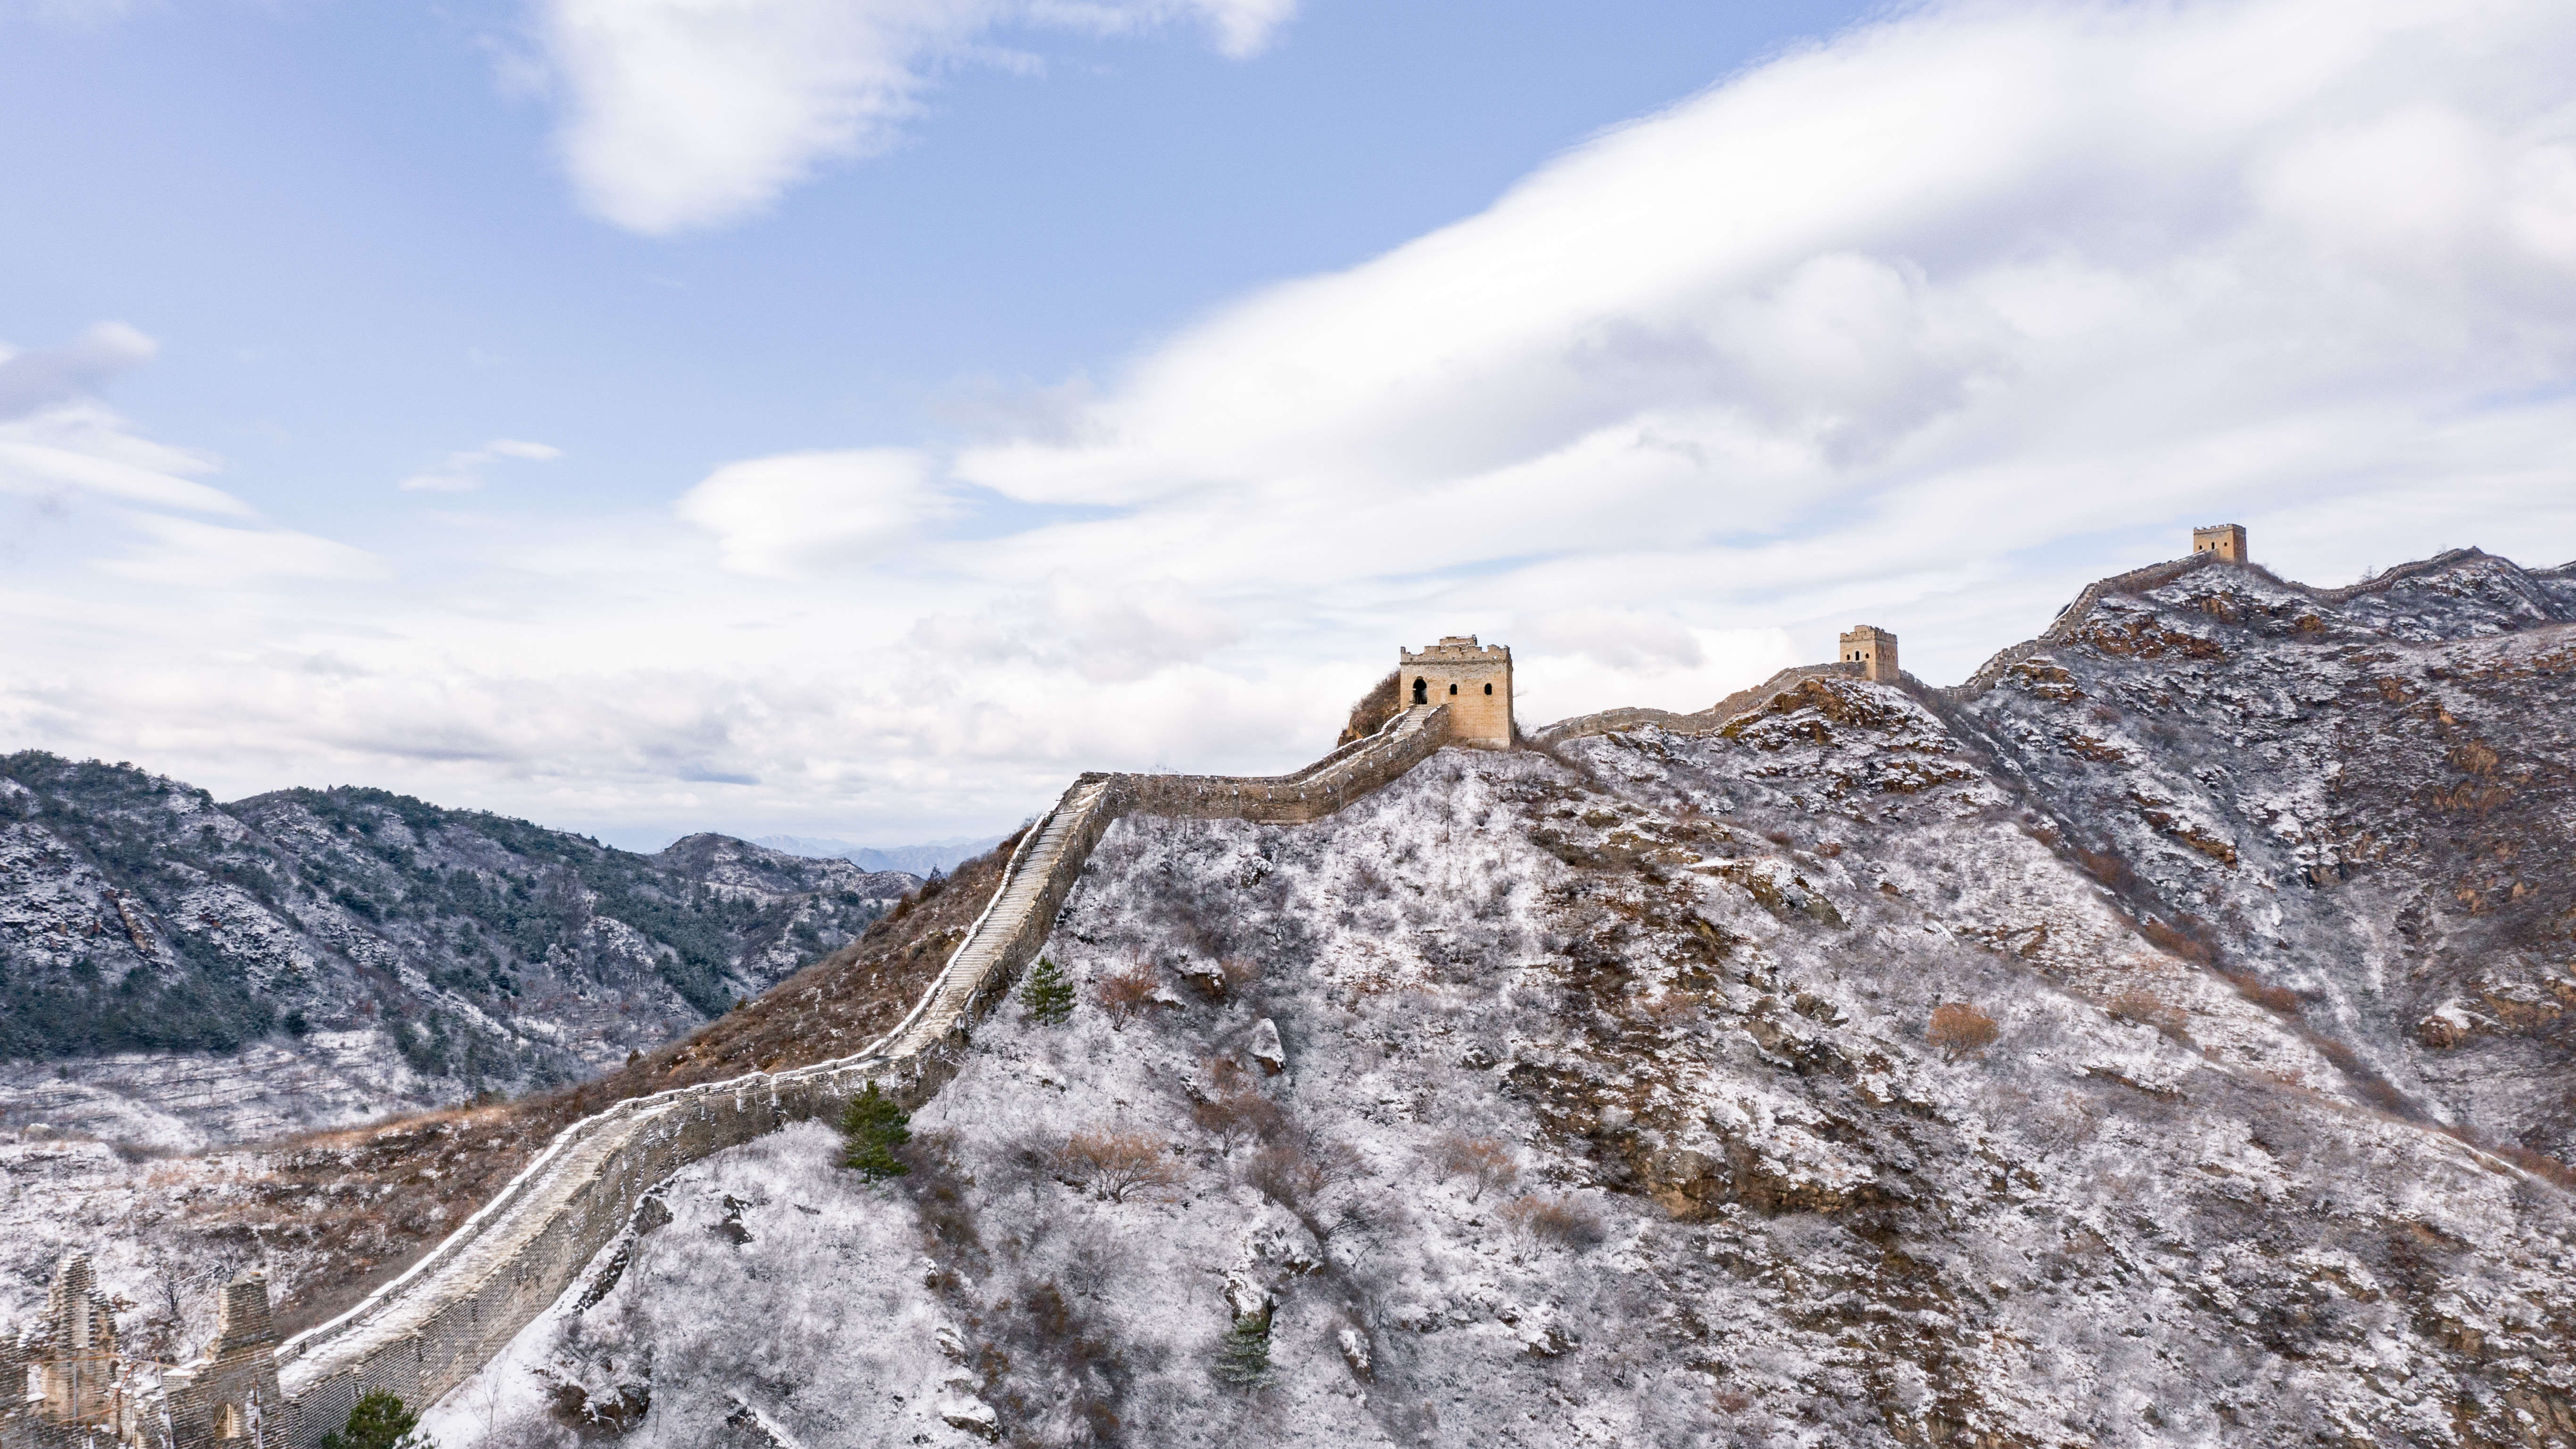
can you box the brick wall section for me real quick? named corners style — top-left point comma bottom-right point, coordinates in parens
top-left (264, 704), bottom-right (1455, 1446)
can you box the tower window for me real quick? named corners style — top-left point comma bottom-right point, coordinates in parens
top-left (1448, 683), bottom-right (1458, 695)
top-left (1483, 683), bottom-right (1492, 695)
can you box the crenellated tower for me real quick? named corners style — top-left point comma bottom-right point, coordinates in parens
top-left (1399, 636), bottom-right (1514, 746)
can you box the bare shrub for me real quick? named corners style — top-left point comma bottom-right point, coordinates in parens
top-left (1057, 1129), bottom-right (1188, 1203)
top-left (1248, 1136), bottom-right (1365, 1209)
top-left (1928, 1002), bottom-right (1999, 1062)
top-left (1500, 1193), bottom-right (1606, 1250)
top-left (1218, 955), bottom-right (1261, 995)
top-left (1426, 1134), bottom-right (1519, 1202)
top-left (1192, 1088), bottom-right (1284, 1155)
top-left (900, 1130), bottom-right (984, 1268)
top-left (2107, 989), bottom-right (2188, 1038)
top-left (1096, 962), bottom-right (1161, 1023)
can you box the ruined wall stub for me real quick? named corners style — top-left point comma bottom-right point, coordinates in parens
top-left (1838, 625), bottom-right (1899, 683)
top-left (2192, 524), bottom-right (2247, 563)
top-left (33, 1254), bottom-right (118, 1430)
top-left (1400, 637), bottom-right (1512, 746)
top-left (162, 1273), bottom-right (283, 1448)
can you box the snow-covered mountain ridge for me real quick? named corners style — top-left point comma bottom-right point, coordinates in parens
top-left (0, 761), bottom-right (917, 1148)
top-left (15, 546), bottom-right (2576, 1448)
top-left (410, 548), bottom-right (2576, 1448)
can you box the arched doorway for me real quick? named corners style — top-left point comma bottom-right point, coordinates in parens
top-left (1412, 677), bottom-right (1428, 705)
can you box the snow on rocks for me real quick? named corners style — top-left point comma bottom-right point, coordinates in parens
top-left (1246, 1018), bottom-right (1287, 1075)
top-left (412, 683), bottom-right (2576, 1446)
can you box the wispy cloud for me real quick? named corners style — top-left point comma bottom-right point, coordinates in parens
top-left (0, 322), bottom-right (157, 421)
top-left (0, 323), bottom-right (390, 596)
top-left (673, 447), bottom-right (953, 576)
top-left (100, 513), bottom-right (393, 587)
top-left (531, 0), bottom-right (1299, 234)
top-left (397, 438), bottom-right (563, 492)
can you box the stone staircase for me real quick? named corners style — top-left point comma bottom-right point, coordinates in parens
top-left (875, 776), bottom-right (1117, 1062)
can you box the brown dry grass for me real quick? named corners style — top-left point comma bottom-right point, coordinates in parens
top-left (1499, 1193), bottom-right (1606, 1249)
top-left (1337, 669), bottom-right (1403, 746)
top-left (229, 828), bottom-right (1027, 1333)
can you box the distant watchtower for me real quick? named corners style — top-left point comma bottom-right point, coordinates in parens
top-left (1400, 636), bottom-right (1513, 746)
top-left (1839, 626), bottom-right (1899, 683)
top-left (2192, 524), bottom-right (2248, 563)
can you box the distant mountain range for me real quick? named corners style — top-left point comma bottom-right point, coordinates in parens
top-left (753, 832), bottom-right (1010, 876)
top-left (0, 754), bottom-right (920, 1148)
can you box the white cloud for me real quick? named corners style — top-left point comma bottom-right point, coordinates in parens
top-left (674, 447), bottom-right (954, 576)
top-left (533, 0), bottom-right (1299, 234)
top-left (99, 513), bottom-right (392, 588)
top-left (949, 0), bottom-right (2576, 670)
top-left (398, 438), bottom-right (564, 492)
top-left (16, 0), bottom-right (2576, 849)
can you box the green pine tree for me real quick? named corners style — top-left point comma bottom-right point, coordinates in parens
top-left (1211, 1314), bottom-right (1275, 1390)
top-left (840, 1081), bottom-right (912, 1181)
top-left (1021, 955), bottom-right (1075, 1025)
top-left (319, 1390), bottom-right (436, 1449)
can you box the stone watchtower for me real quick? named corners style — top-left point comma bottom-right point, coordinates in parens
top-left (1400, 636), bottom-right (1513, 746)
top-left (1838, 625), bottom-right (1899, 683)
top-left (2192, 524), bottom-right (2247, 563)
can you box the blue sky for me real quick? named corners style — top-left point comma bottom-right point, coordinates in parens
top-left (3, 0), bottom-right (1873, 540)
top-left (6, 0), bottom-right (2576, 850)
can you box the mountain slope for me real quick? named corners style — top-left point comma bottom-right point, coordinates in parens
top-left (0, 758), bottom-right (915, 1146)
top-left (1953, 550), bottom-right (2576, 1159)
top-left (421, 551), bottom-right (2576, 1449)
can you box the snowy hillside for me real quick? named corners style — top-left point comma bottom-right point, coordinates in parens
top-left (0, 759), bottom-right (915, 1147)
top-left (1957, 552), bottom-right (2576, 1164)
top-left (426, 553), bottom-right (2576, 1449)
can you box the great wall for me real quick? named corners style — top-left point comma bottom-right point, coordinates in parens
top-left (23, 525), bottom-right (2569, 1448)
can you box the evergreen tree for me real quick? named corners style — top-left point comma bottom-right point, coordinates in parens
top-left (1020, 955), bottom-right (1075, 1025)
top-left (840, 1081), bottom-right (912, 1180)
top-left (1212, 1314), bottom-right (1275, 1390)
top-left (320, 1390), bottom-right (436, 1449)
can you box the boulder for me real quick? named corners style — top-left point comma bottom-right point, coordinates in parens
top-left (1247, 1018), bottom-right (1286, 1075)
